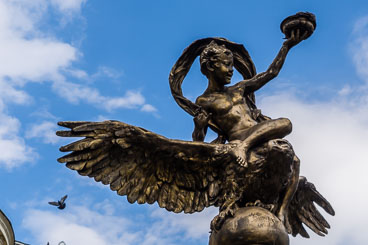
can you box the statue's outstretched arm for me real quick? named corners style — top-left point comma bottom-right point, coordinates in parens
top-left (236, 29), bottom-right (308, 93)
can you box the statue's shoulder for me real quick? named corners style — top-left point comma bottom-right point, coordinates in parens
top-left (195, 93), bottom-right (211, 107)
top-left (195, 92), bottom-right (224, 109)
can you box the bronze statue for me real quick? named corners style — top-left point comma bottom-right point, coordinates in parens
top-left (56, 12), bottom-right (334, 245)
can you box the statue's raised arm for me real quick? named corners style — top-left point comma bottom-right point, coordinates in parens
top-left (235, 12), bottom-right (317, 94)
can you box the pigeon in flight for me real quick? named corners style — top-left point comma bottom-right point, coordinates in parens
top-left (48, 195), bottom-right (68, 210)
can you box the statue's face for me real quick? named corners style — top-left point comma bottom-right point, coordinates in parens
top-left (211, 52), bottom-right (234, 85)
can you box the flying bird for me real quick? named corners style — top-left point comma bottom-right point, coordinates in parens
top-left (48, 195), bottom-right (68, 210)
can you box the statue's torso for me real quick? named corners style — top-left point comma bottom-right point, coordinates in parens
top-left (196, 87), bottom-right (257, 141)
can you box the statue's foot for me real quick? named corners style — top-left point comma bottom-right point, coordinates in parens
top-left (229, 141), bottom-right (249, 167)
top-left (211, 205), bottom-right (238, 232)
top-left (245, 200), bottom-right (275, 212)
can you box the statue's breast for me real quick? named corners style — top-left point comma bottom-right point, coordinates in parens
top-left (198, 93), bottom-right (233, 115)
top-left (231, 90), bottom-right (245, 105)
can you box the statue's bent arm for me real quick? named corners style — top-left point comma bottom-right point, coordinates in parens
top-left (235, 29), bottom-right (306, 94)
top-left (192, 109), bottom-right (210, 142)
top-left (192, 97), bottom-right (214, 142)
top-left (235, 41), bottom-right (291, 94)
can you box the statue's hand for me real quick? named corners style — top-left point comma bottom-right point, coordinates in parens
top-left (193, 108), bottom-right (211, 129)
top-left (284, 29), bottom-right (309, 48)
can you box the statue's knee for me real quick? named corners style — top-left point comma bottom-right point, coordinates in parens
top-left (278, 118), bottom-right (292, 134)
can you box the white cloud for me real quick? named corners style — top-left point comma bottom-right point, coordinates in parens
top-left (22, 205), bottom-right (139, 245)
top-left (0, 37), bottom-right (77, 81)
top-left (0, 0), bottom-right (78, 82)
top-left (103, 90), bottom-right (146, 111)
top-left (149, 207), bottom-right (217, 240)
top-left (258, 91), bottom-right (368, 245)
top-left (52, 78), bottom-right (104, 104)
top-left (0, 0), bottom-right (46, 37)
top-left (67, 69), bottom-right (88, 80)
top-left (30, 108), bottom-right (59, 120)
top-left (25, 121), bottom-right (60, 144)
top-left (22, 202), bottom-right (217, 245)
top-left (0, 0), bottom-right (156, 168)
top-left (0, 0), bottom-right (80, 169)
top-left (49, 0), bottom-right (87, 26)
top-left (351, 16), bottom-right (368, 84)
top-left (50, 0), bottom-right (86, 13)
top-left (0, 0), bottom-right (155, 113)
top-left (52, 78), bottom-right (147, 111)
top-left (141, 104), bottom-right (157, 112)
top-left (0, 112), bottom-right (36, 169)
top-left (0, 79), bottom-right (31, 105)
top-left (91, 66), bottom-right (123, 80)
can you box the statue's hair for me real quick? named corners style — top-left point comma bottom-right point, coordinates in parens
top-left (200, 41), bottom-right (233, 77)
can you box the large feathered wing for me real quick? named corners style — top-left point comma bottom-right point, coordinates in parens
top-left (287, 176), bottom-right (335, 238)
top-left (57, 120), bottom-right (233, 213)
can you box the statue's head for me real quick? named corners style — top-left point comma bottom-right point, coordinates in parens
top-left (200, 41), bottom-right (234, 84)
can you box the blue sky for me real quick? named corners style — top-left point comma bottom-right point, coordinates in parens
top-left (1, 0), bottom-right (368, 244)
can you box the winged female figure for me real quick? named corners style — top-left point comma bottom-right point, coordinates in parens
top-left (57, 12), bottom-right (334, 244)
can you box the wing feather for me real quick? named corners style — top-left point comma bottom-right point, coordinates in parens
top-left (66, 161), bottom-right (86, 171)
top-left (57, 120), bottom-right (229, 214)
top-left (308, 204), bottom-right (331, 229)
top-left (60, 195), bottom-right (68, 202)
top-left (296, 223), bottom-right (310, 238)
top-left (288, 176), bottom-right (335, 237)
top-left (110, 176), bottom-right (123, 191)
top-left (296, 212), bottom-right (325, 236)
top-left (148, 182), bottom-right (161, 205)
top-left (118, 181), bottom-right (131, 196)
top-left (57, 121), bottom-right (233, 213)
top-left (78, 167), bottom-right (93, 176)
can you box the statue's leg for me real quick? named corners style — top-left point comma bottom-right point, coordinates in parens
top-left (277, 154), bottom-right (300, 231)
top-left (210, 173), bottom-right (241, 232)
top-left (210, 197), bottom-right (239, 231)
top-left (229, 118), bottom-right (292, 166)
